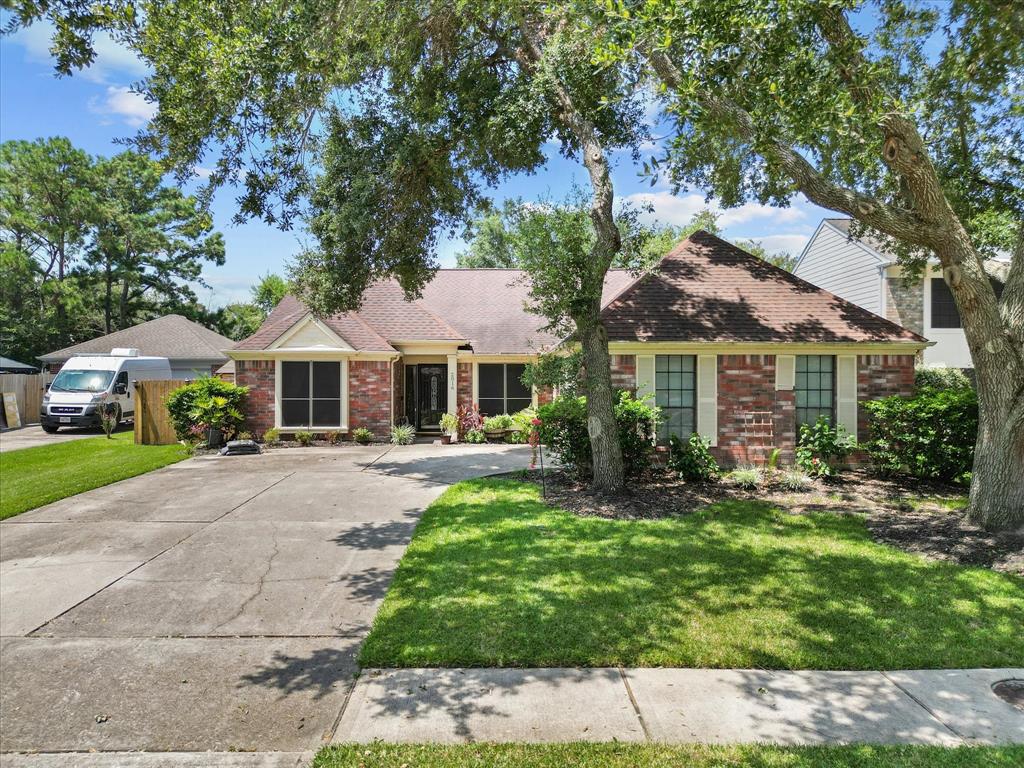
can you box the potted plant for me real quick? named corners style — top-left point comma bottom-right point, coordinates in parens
top-left (483, 414), bottom-right (513, 441)
top-left (439, 412), bottom-right (459, 445)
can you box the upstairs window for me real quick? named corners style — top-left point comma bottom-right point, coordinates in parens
top-left (931, 277), bottom-right (1003, 329)
top-left (930, 278), bottom-right (961, 328)
top-left (478, 363), bottom-right (532, 415)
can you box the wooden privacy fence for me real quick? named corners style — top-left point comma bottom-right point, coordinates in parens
top-left (0, 373), bottom-right (51, 428)
top-left (134, 379), bottom-right (183, 445)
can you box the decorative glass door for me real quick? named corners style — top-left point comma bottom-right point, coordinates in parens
top-left (409, 364), bottom-right (447, 430)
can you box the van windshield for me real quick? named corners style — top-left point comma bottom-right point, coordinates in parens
top-left (50, 369), bottom-right (115, 393)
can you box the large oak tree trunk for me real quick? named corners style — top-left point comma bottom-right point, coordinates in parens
top-left (936, 235), bottom-right (1024, 530)
top-left (578, 318), bottom-right (625, 493)
top-left (517, 17), bottom-right (627, 493)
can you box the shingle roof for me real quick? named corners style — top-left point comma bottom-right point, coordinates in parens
top-left (39, 315), bottom-right (235, 363)
top-left (1, 356), bottom-right (38, 372)
top-left (232, 294), bottom-right (394, 352)
top-left (601, 231), bottom-right (926, 344)
top-left (236, 234), bottom-right (925, 354)
top-left (417, 269), bottom-right (635, 354)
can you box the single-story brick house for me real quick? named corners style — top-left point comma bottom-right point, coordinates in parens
top-left (227, 231), bottom-right (927, 463)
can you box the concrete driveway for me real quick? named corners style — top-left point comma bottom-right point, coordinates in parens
top-left (0, 424), bottom-right (118, 453)
top-left (0, 443), bottom-right (530, 759)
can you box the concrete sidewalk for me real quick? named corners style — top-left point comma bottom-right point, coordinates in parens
top-left (336, 667), bottom-right (1024, 746)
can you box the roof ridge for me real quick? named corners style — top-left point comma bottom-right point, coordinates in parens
top-left (689, 230), bottom-right (929, 343)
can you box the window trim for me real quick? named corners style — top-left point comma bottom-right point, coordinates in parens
top-left (654, 354), bottom-right (697, 443)
top-left (794, 354), bottom-right (836, 429)
top-left (476, 362), bottom-right (533, 416)
top-left (275, 358), bottom-right (349, 431)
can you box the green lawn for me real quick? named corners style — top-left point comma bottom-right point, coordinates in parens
top-left (360, 479), bottom-right (1024, 670)
top-left (0, 431), bottom-right (188, 519)
top-left (316, 744), bottom-right (1024, 768)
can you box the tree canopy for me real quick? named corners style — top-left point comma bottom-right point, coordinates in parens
top-left (1, 137), bottom-right (225, 360)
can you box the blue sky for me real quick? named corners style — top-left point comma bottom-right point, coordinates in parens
top-left (1, 21), bottom-right (832, 307)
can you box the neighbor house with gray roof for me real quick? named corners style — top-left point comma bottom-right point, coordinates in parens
top-left (40, 314), bottom-right (234, 379)
top-left (230, 231), bottom-right (928, 464)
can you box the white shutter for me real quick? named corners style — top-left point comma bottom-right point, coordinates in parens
top-left (836, 355), bottom-right (858, 437)
top-left (776, 354), bottom-right (795, 390)
top-left (696, 354), bottom-right (718, 447)
top-left (636, 355), bottom-right (655, 403)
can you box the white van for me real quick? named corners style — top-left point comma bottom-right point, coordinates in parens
top-left (40, 348), bottom-right (172, 433)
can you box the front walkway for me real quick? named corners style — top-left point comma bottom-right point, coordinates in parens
top-left (337, 667), bottom-right (1023, 746)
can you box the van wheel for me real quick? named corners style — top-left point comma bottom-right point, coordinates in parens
top-left (42, 424), bottom-right (59, 434)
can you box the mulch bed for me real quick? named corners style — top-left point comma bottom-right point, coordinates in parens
top-left (510, 468), bottom-right (1024, 576)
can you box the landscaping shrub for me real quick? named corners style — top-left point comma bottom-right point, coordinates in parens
top-left (668, 433), bottom-right (720, 482)
top-left (780, 468), bottom-right (813, 492)
top-left (915, 366), bottom-right (972, 391)
top-left (464, 429), bottom-right (486, 443)
top-left (506, 408), bottom-right (537, 444)
top-left (728, 466), bottom-right (763, 489)
top-left (165, 377), bottom-right (249, 441)
top-left (327, 430), bottom-right (344, 444)
top-left (262, 427), bottom-right (280, 444)
top-left (537, 391), bottom-right (658, 479)
top-left (863, 387), bottom-right (977, 481)
top-left (352, 427), bottom-right (373, 444)
top-left (796, 416), bottom-right (856, 478)
top-left (295, 430), bottom-right (314, 446)
top-left (391, 424), bottom-right (415, 445)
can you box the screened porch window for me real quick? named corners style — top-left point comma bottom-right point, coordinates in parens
top-left (655, 354), bottom-right (696, 442)
top-left (795, 355), bottom-right (834, 428)
top-left (281, 361), bottom-right (343, 427)
top-left (478, 363), bottom-right (532, 415)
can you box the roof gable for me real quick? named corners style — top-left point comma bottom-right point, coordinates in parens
top-left (269, 314), bottom-right (354, 351)
top-left (601, 231), bottom-right (925, 344)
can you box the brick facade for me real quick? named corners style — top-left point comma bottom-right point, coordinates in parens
top-left (884, 278), bottom-right (924, 335)
top-left (457, 362), bottom-right (473, 411)
top-left (715, 355), bottom-right (794, 465)
top-left (610, 354), bottom-right (636, 392)
top-left (856, 354), bottom-right (916, 442)
top-left (349, 360), bottom-right (393, 439)
top-left (236, 351), bottom-right (918, 452)
top-left (236, 359), bottom-right (275, 436)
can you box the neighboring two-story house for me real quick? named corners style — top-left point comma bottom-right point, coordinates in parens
top-left (794, 218), bottom-right (1008, 370)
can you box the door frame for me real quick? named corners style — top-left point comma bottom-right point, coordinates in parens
top-left (404, 363), bottom-right (448, 432)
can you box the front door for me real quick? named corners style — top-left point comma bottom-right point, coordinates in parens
top-left (405, 364), bottom-right (448, 430)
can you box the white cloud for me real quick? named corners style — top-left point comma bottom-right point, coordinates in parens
top-left (624, 191), bottom-right (807, 229)
top-left (8, 21), bottom-right (149, 84)
top-left (90, 86), bottom-right (156, 127)
top-left (740, 233), bottom-right (810, 256)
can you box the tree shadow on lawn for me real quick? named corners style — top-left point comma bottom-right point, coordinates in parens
top-left (359, 480), bottom-right (1024, 670)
